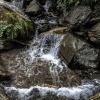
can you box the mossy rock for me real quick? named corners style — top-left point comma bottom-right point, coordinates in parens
top-left (0, 4), bottom-right (33, 40)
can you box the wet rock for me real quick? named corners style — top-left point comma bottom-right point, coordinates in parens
top-left (0, 48), bottom-right (81, 88)
top-left (60, 6), bottom-right (91, 29)
top-left (69, 44), bottom-right (100, 69)
top-left (59, 32), bottom-right (100, 69)
top-left (88, 23), bottom-right (100, 44)
top-left (58, 32), bottom-right (86, 65)
top-left (59, 67), bottom-right (81, 87)
top-left (0, 85), bottom-right (9, 100)
top-left (26, 0), bottom-right (44, 15)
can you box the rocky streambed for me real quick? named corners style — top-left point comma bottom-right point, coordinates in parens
top-left (0, 0), bottom-right (100, 100)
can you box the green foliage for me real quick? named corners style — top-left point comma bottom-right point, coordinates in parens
top-left (56, 0), bottom-right (100, 15)
top-left (0, 10), bottom-right (33, 39)
top-left (6, 12), bottom-right (33, 39)
top-left (0, 21), bottom-right (20, 39)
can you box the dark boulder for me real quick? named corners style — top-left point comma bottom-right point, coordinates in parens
top-left (58, 32), bottom-right (86, 65)
top-left (60, 6), bottom-right (92, 30)
top-left (58, 33), bottom-right (100, 69)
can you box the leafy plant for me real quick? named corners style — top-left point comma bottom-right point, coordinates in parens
top-left (0, 8), bottom-right (33, 39)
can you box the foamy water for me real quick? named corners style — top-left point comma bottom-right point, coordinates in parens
top-left (5, 83), bottom-right (100, 100)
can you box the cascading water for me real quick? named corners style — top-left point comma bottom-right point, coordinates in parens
top-left (4, 32), bottom-right (100, 100)
top-left (2, 0), bottom-right (100, 100)
top-left (11, 0), bottom-right (24, 9)
top-left (27, 33), bottom-right (65, 86)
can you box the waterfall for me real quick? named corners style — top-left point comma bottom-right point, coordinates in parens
top-left (11, 0), bottom-right (24, 9)
top-left (27, 33), bottom-right (65, 86)
top-left (2, 0), bottom-right (100, 100)
top-left (4, 32), bottom-right (100, 100)
top-left (28, 33), bottom-right (64, 64)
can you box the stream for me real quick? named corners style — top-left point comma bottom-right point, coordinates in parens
top-left (2, 0), bottom-right (100, 100)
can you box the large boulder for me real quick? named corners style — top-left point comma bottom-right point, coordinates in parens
top-left (26, 0), bottom-right (44, 15)
top-left (60, 6), bottom-right (92, 29)
top-left (58, 32), bottom-right (86, 65)
top-left (0, 1), bottom-right (33, 40)
top-left (0, 47), bottom-right (81, 88)
top-left (58, 33), bottom-right (100, 69)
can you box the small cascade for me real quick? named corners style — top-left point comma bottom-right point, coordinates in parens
top-left (2, 0), bottom-right (100, 100)
top-left (4, 31), bottom-right (100, 100)
top-left (27, 33), bottom-right (65, 86)
top-left (11, 0), bottom-right (24, 9)
top-left (28, 33), bottom-right (64, 63)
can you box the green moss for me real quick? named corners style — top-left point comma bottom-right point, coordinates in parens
top-left (0, 7), bottom-right (33, 39)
